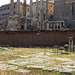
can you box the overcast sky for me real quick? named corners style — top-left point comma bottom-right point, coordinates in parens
top-left (0, 0), bottom-right (37, 7)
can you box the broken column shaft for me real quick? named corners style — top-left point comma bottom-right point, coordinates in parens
top-left (23, 0), bottom-right (26, 17)
top-left (16, 0), bottom-right (20, 16)
top-left (10, 0), bottom-right (14, 16)
top-left (45, 0), bottom-right (48, 20)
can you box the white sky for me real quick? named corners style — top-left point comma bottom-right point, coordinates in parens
top-left (0, 0), bottom-right (36, 7)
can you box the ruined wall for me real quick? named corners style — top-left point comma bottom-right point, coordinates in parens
top-left (0, 30), bottom-right (75, 47)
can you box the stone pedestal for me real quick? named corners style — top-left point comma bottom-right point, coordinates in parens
top-left (69, 37), bottom-right (74, 52)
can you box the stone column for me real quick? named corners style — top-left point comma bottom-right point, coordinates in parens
top-left (69, 37), bottom-right (74, 52)
top-left (40, 0), bottom-right (44, 30)
top-left (57, 23), bottom-right (59, 29)
top-left (10, 0), bottom-right (14, 16)
top-left (30, 0), bottom-right (33, 18)
top-left (63, 0), bottom-right (65, 18)
top-left (60, 21), bottom-right (62, 30)
top-left (45, 0), bottom-right (48, 21)
top-left (51, 24), bottom-right (52, 28)
top-left (54, 24), bottom-right (55, 29)
top-left (36, 0), bottom-right (40, 30)
top-left (23, 0), bottom-right (27, 30)
top-left (16, 0), bottom-right (20, 16)
top-left (23, 0), bottom-right (26, 17)
top-left (36, 0), bottom-right (38, 19)
top-left (46, 23), bottom-right (49, 30)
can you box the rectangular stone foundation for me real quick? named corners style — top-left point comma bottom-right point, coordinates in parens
top-left (0, 30), bottom-right (75, 47)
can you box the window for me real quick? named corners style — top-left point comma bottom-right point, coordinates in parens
top-left (44, 8), bottom-right (45, 10)
top-left (14, 11), bottom-right (16, 14)
top-left (51, 9), bottom-right (52, 12)
top-left (28, 8), bottom-right (29, 11)
top-left (51, 5), bottom-right (52, 7)
top-left (14, 6), bottom-right (15, 8)
top-left (8, 7), bottom-right (9, 9)
top-left (8, 13), bottom-right (9, 15)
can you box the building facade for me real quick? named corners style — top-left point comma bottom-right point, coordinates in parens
top-left (54, 0), bottom-right (75, 20)
top-left (32, 1), bottom-right (54, 21)
top-left (0, 2), bottom-right (29, 24)
top-left (54, 0), bottom-right (75, 28)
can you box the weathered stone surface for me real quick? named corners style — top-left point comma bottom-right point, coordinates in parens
top-left (15, 69), bottom-right (31, 73)
top-left (6, 16), bottom-right (20, 31)
top-left (27, 65), bottom-right (45, 69)
top-left (0, 64), bottom-right (18, 70)
top-left (42, 67), bottom-right (53, 72)
top-left (59, 68), bottom-right (73, 73)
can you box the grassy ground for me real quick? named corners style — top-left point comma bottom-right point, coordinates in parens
top-left (0, 47), bottom-right (75, 75)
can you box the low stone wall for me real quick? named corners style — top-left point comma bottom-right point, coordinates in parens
top-left (0, 30), bottom-right (75, 47)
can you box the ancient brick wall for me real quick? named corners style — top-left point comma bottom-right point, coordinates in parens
top-left (0, 30), bottom-right (75, 47)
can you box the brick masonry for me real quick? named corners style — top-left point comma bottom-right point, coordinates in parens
top-left (0, 30), bottom-right (75, 47)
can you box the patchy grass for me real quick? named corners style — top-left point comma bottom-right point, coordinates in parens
top-left (53, 59), bottom-right (66, 65)
top-left (0, 55), bottom-right (20, 61)
top-left (30, 69), bottom-right (60, 75)
top-left (69, 64), bottom-right (74, 66)
top-left (0, 47), bottom-right (75, 75)
top-left (49, 54), bottom-right (75, 59)
top-left (7, 63), bottom-right (19, 66)
top-left (13, 47), bottom-right (52, 55)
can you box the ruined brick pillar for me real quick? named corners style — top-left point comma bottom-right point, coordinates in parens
top-left (16, 0), bottom-right (20, 16)
top-left (23, 0), bottom-right (26, 17)
top-left (10, 0), bottom-right (14, 16)
top-left (45, 0), bottom-right (48, 21)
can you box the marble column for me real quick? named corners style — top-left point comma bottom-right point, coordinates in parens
top-left (57, 23), bottom-right (59, 29)
top-left (45, 0), bottom-right (48, 20)
top-left (30, 0), bottom-right (33, 18)
top-left (40, 0), bottom-right (44, 29)
top-left (36, 0), bottom-right (39, 19)
top-left (23, 0), bottom-right (26, 17)
top-left (23, 0), bottom-right (27, 30)
top-left (51, 24), bottom-right (52, 28)
top-left (60, 21), bottom-right (62, 30)
top-left (46, 23), bottom-right (49, 30)
top-left (54, 24), bottom-right (55, 29)
top-left (16, 0), bottom-right (20, 16)
top-left (10, 0), bottom-right (14, 16)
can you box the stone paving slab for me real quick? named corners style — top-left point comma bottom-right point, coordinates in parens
top-left (15, 69), bottom-right (31, 73)
top-left (27, 65), bottom-right (45, 69)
